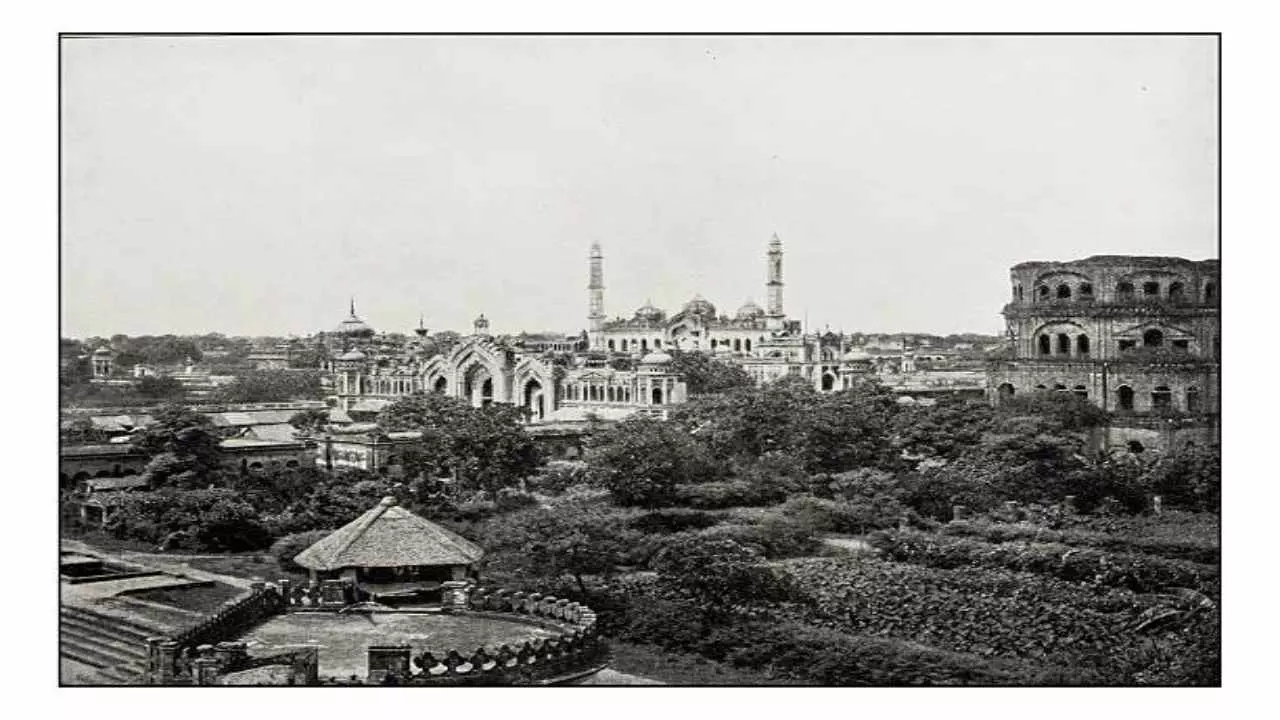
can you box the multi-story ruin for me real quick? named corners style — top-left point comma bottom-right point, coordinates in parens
top-left (987, 255), bottom-right (1220, 451)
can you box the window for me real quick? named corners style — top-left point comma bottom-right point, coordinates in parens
top-left (1079, 282), bottom-right (1093, 297)
top-left (1038, 335), bottom-right (1052, 355)
top-left (1119, 339), bottom-right (1136, 353)
top-left (1168, 282), bottom-right (1185, 303)
top-left (1056, 284), bottom-right (1071, 299)
top-left (996, 383), bottom-right (1015, 404)
top-left (1212, 336), bottom-right (1220, 357)
top-left (1117, 282), bottom-right (1135, 300)
top-left (1151, 385), bottom-right (1172, 411)
top-left (1117, 385), bottom-right (1135, 411)
top-left (1013, 284), bottom-right (1023, 301)
top-left (1034, 384), bottom-right (1047, 392)
top-left (1076, 334), bottom-right (1091, 355)
top-left (1037, 285), bottom-right (1049, 301)
top-left (734, 339), bottom-right (742, 352)
top-left (1128, 440), bottom-right (1145, 454)
top-left (1204, 282), bottom-right (1216, 303)
top-left (640, 339), bottom-right (648, 352)
top-left (1143, 281), bottom-right (1160, 297)
top-left (1073, 385), bottom-right (1088, 400)
top-left (1172, 339), bottom-right (1189, 352)
top-left (1056, 333), bottom-right (1070, 354)
top-left (1053, 383), bottom-right (1067, 392)
top-left (745, 339), bottom-right (752, 352)
top-left (1143, 329), bottom-right (1164, 348)
top-left (654, 339), bottom-right (662, 348)
top-left (1186, 387), bottom-right (1202, 413)
top-left (608, 340), bottom-right (616, 351)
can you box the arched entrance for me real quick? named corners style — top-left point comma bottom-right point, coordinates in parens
top-left (996, 382), bottom-right (1015, 404)
top-left (651, 387), bottom-right (663, 405)
top-left (821, 374), bottom-right (835, 391)
top-left (433, 376), bottom-right (448, 395)
top-left (523, 379), bottom-right (545, 421)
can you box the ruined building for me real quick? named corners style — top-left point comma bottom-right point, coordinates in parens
top-left (987, 255), bottom-right (1219, 451)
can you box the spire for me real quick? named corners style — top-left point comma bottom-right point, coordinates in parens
top-left (349, 296), bottom-right (356, 317)
top-left (588, 242), bottom-right (605, 345)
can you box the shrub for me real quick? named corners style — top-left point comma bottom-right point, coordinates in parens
top-left (941, 519), bottom-right (1220, 565)
top-left (102, 488), bottom-right (273, 552)
top-left (269, 530), bottom-right (331, 573)
top-left (780, 495), bottom-right (905, 535)
top-left (673, 479), bottom-right (786, 510)
top-left (526, 461), bottom-right (588, 495)
top-left (869, 529), bottom-right (1220, 594)
top-left (629, 509), bottom-right (724, 535)
top-left (494, 488), bottom-right (539, 513)
top-left (698, 517), bottom-right (821, 559)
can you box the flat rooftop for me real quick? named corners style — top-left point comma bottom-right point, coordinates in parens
top-left (237, 612), bottom-right (562, 680)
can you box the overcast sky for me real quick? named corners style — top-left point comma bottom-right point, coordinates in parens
top-left (60, 35), bottom-right (1218, 339)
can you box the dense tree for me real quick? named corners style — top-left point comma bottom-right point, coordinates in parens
top-left (651, 535), bottom-right (796, 612)
top-left (102, 487), bottom-right (272, 552)
top-left (214, 370), bottom-right (324, 403)
top-left (288, 408), bottom-right (330, 435)
top-left (137, 375), bottom-right (185, 400)
top-left (666, 349), bottom-right (754, 396)
top-left (1141, 443), bottom-right (1221, 512)
top-left (481, 501), bottom-right (640, 594)
top-left (61, 417), bottom-right (109, 445)
top-left (376, 394), bottom-right (540, 494)
top-left (134, 405), bottom-right (222, 488)
top-left (889, 396), bottom-right (998, 464)
top-left (586, 415), bottom-right (720, 507)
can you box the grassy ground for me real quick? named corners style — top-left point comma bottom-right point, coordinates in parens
top-left (126, 581), bottom-right (245, 613)
top-left (182, 555), bottom-right (306, 584)
top-left (606, 641), bottom-right (795, 686)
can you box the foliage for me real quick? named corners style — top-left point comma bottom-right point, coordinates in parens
top-left (780, 495), bottom-right (900, 535)
top-left (586, 416), bottom-right (720, 507)
top-left (376, 394), bottom-right (541, 494)
top-left (671, 479), bottom-right (785, 510)
top-left (697, 517), bottom-right (822, 559)
top-left (889, 396), bottom-right (996, 463)
top-left (102, 488), bottom-right (272, 552)
top-left (628, 509), bottom-right (724, 535)
top-left (288, 408), bottom-right (330, 435)
top-left (867, 530), bottom-right (1219, 595)
top-left (651, 535), bottom-right (798, 611)
top-left (133, 405), bottom-right (222, 488)
top-left (480, 500), bottom-right (641, 594)
top-left (996, 392), bottom-right (1111, 432)
top-left (60, 417), bottom-right (110, 445)
top-left (136, 375), bottom-right (185, 400)
top-left (665, 349), bottom-right (754, 396)
top-left (269, 530), bottom-right (332, 572)
top-left (1140, 443), bottom-right (1221, 512)
top-left (526, 461), bottom-right (588, 495)
top-left (940, 519), bottom-right (1220, 565)
top-left (214, 370), bottom-right (324, 403)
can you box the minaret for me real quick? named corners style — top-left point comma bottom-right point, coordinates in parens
top-left (588, 242), bottom-right (606, 349)
top-left (766, 233), bottom-right (785, 330)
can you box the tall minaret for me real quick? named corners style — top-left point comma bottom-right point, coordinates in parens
top-left (765, 233), bottom-right (785, 330)
top-left (588, 242), bottom-right (606, 349)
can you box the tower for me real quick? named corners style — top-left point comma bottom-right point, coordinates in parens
top-left (766, 233), bottom-right (785, 330)
top-left (588, 242), bottom-right (606, 349)
top-left (474, 313), bottom-right (491, 336)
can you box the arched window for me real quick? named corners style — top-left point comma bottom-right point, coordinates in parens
top-left (1128, 440), bottom-right (1145, 454)
top-left (996, 383), bottom-right (1015, 404)
top-left (1034, 384), bottom-right (1047, 392)
top-left (1076, 334), bottom-right (1090, 355)
top-left (1168, 282), bottom-right (1185, 303)
top-left (1186, 387), bottom-right (1202, 413)
top-left (1204, 282), bottom-right (1216, 303)
top-left (1056, 284), bottom-right (1071, 299)
top-left (1143, 281), bottom-right (1160, 297)
top-left (652, 387), bottom-right (663, 405)
top-left (1151, 385), bottom-right (1172, 411)
top-left (1079, 282), bottom-right (1093, 298)
top-left (654, 339), bottom-right (662, 349)
top-left (433, 377), bottom-right (447, 394)
top-left (640, 339), bottom-right (648, 352)
top-left (1036, 285), bottom-right (1050, 301)
top-left (1052, 383), bottom-right (1067, 392)
top-left (745, 339), bottom-right (752, 352)
top-left (1117, 281), bottom-right (1135, 300)
top-left (1143, 329), bottom-right (1164, 348)
top-left (821, 374), bottom-right (835, 391)
top-left (1038, 335), bottom-right (1051, 355)
top-left (734, 338), bottom-right (742, 352)
top-left (1056, 333), bottom-right (1070, 355)
top-left (1013, 284), bottom-right (1023, 301)
top-left (1073, 385), bottom-right (1088, 400)
top-left (1117, 385), bottom-right (1135, 411)
top-left (611, 339), bottom-right (618, 351)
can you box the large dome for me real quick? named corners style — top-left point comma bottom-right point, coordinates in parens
top-left (634, 300), bottom-right (664, 323)
top-left (735, 299), bottom-right (764, 320)
top-left (334, 299), bottom-right (375, 336)
top-left (640, 351), bottom-right (673, 365)
top-left (682, 295), bottom-right (717, 318)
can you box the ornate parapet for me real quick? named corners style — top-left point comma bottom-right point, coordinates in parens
top-left (147, 583), bottom-right (287, 684)
top-left (354, 586), bottom-right (605, 686)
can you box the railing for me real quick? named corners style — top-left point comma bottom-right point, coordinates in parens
top-left (147, 582), bottom-right (286, 684)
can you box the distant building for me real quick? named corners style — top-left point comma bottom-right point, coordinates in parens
top-left (987, 255), bottom-right (1220, 451)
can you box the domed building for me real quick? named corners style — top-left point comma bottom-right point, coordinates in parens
top-left (588, 236), bottom-right (798, 356)
top-left (334, 299), bottom-right (375, 339)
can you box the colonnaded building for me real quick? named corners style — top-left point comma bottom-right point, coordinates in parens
top-left (986, 255), bottom-right (1220, 452)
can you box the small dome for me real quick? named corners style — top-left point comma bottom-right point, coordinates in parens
top-left (338, 349), bottom-right (366, 361)
top-left (682, 295), bottom-right (717, 318)
top-left (640, 351), bottom-right (673, 365)
top-left (735, 299), bottom-right (764, 319)
top-left (92, 346), bottom-right (113, 356)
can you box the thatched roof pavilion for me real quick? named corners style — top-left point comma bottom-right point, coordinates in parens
top-left (294, 496), bottom-right (484, 600)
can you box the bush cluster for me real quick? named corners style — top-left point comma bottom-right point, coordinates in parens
top-left (869, 530), bottom-right (1220, 595)
top-left (672, 480), bottom-right (786, 510)
top-left (628, 509), bottom-right (724, 534)
top-left (940, 520), bottom-right (1220, 565)
top-left (268, 529), bottom-right (331, 573)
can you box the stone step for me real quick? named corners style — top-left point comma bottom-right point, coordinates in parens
top-left (60, 635), bottom-right (140, 670)
top-left (60, 620), bottom-right (149, 663)
top-left (61, 614), bottom-right (152, 652)
top-left (93, 663), bottom-right (146, 685)
top-left (61, 605), bottom-right (167, 639)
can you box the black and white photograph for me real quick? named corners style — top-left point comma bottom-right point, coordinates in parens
top-left (49, 27), bottom-right (1234, 694)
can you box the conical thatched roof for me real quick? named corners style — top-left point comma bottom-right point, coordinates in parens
top-left (293, 496), bottom-right (484, 572)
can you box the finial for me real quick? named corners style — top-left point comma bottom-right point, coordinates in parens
top-left (350, 296), bottom-right (356, 316)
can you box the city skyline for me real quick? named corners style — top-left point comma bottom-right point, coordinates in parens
top-left (61, 35), bottom-right (1217, 338)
